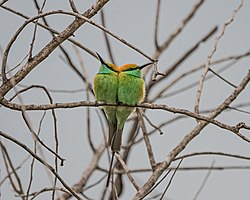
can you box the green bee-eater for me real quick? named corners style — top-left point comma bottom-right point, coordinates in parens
top-left (94, 53), bottom-right (152, 187)
top-left (94, 53), bottom-right (152, 151)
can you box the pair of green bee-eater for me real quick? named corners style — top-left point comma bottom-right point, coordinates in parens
top-left (94, 53), bottom-right (152, 152)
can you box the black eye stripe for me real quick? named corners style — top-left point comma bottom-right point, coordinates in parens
top-left (104, 64), bottom-right (118, 72)
top-left (123, 67), bottom-right (139, 71)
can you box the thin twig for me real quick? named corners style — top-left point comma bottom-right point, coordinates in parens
top-left (0, 0), bottom-right (8, 6)
top-left (142, 169), bottom-right (172, 199)
top-left (137, 109), bottom-right (156, 169)
top-left (58, 140), bottom-right (106, 200)
top-left (2, 97), bottom-right (250, 143)
top-left (69, 0), bottom-right (79, 13)
top-left (150, 50), bottom-right (250, 102)
top-left (1, 5), bottom-right (96, 57)
top-left (156, 0), bottom-right (205, 55)
top-left (17, 86), bottom-right (85, 94)
top-left (0, 155), bottom-right (30, 186)
top-left (32, 2), bottom-right (60, 198)
top-left (8, 85), bottom-right (65, 164)
top-left (194, 0), bottom-right (244, 114)
top-left (106, 151), bottom-right (115, 188)
top-left (35, 0), bottom-right (95, 95)
top-left (97, 164), bottom-right (250, 174)
top-left (142, 113), bottom-right (163, 135)
top-left (73, 45), bottom-right (96, 152)
top-left (154, 0), bottom-right (161, 49)
top-left (115, 152), bottom-right (140, 191)
top-left (160, 53), bottom-right (250, 99)
top-left (100, 9), bottom-right (116, 64)
top-left (82, 175), bottom-right (106, 192)
top-left (0, 0), bottom-right (110, 97)
top-left (0, 142), bottom-right (25, 199)
top-left (26, 111), bottom-right (46, 199)
top-left (133, 70), bottom-right (250, 199)
top-left (148, 26), bottom-right (218, 90)
top-left (227, 105), bottom-right (250, 115)
top-left (28, 16), bottom-right (39, 61)
top-left (159, 159), bottom-right (183, 200)
top-left (0, 53), bottom-right (29, 79)
top-left (174, 151), bottom-right (250, 162)
top-left (208, 67), bottom-right (237, 88)
top-left (15, 187), bottom-right (70, 199)
top-left (193, 160), bottom-right (215, 200)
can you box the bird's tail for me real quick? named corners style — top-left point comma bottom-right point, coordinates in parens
top-left (108, 121), bottom-right (116, 146)
top-left (110, 127), bottom-right (123, 152)
top-left (106, 151), bottom-right (115, 187)
top-left (106, 126), bottom-right (123, 187)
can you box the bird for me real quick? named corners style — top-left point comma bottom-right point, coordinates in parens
top-left (94, 53), bottom-right (152, 151)
top-left (94, 53), bottom-right (152, 186)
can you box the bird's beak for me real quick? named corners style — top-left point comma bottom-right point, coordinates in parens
top-left (138, 62), bottom-right (153, 70)
top-left (96, 52), bottom-right (106, 65)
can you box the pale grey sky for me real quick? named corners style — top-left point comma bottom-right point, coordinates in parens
top-left (0, 1), bottom-right (250, 199)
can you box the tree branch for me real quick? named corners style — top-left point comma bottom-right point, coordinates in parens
top-left (0, 0), bottom-right (110, 97)
top-left (133, 70), bottom-right (250, 199)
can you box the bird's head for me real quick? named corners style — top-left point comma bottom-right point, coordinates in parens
top-left (119, 62), bottom-right (152, 77)
top-left (96, 52), bottom-right (152, 77)
top-left (96, 52), bottom-right (119, 73)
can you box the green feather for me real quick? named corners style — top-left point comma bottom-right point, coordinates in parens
top-left (118, 72), bottom-right (145, 105)
top-left (114, 71), bottom-right (145, 151)
top-left (94, 64), bottom-right (118, 149)
top-left (94, 60), bottom-right (145, 152)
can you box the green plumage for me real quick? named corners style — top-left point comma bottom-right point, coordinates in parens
top-left (94, 65), bottom-right (118, 149)
top-left (94, 55), bottom-right (147, 152)
top-left (116, 71), bottom-right (144, 139)
top-left (94, 66), bottom-right (118, 102)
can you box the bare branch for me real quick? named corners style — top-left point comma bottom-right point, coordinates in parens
top-left (7, 85), bottom-right (65, 165)
top-left (174, 151), bottom-right (250, 162)
top-left (227, 105), bottom-right (250, 115)
top-left (0, 142), bottom-right (25, 198)
top-left (142, 113), bottom-right (163, 135)
top-left (98, 164), bottom-right (250, 174)
top-left (26, 111), bottom-right (46, 199)
top-left (58, 141), bottom-right (106, 200)
top-left (100, 9), bottom-right (116, 64)
top-left (0, 0), bottom-right (8, 6)
top-left (193, 160), bottom-right (215, 200)
top-left (1, 1), bottom-right (249, 199)
top-left (0, 156), bottom-right (30, 186)
top-left (154, 0), bottom-right (161, 49)
top-left (1, 5), bottom-right (96, 57)
top-left (0, 130), bottom-right (82, 200)
top-left (69, 0), bottom-right (79, 13)
top-left (160, 51), bottom-right (250, 99)
top-left (137, 109), bottom-right (156, 169)
top-left (208, 67), bottom-right (237, 88)
top-left (133, 70), bottom-right (250, 199)
top-left (0, 0), bottom-right (110, 96)
top-left (156, 0), bottom-right (205, 55)
top-left (150, 50), bottom-right (250, 102)
top-left (73, 45), bottom-right (96, 152)
top-left (194, 0), bottom-right (244, 114)
top-left (115, 152), bottom-right (139, 191)
top-left (2, 96), bottom-right (250, 143)
top-left (148, 26), bottom-right (218, 90)
top-left (159, 159), bottom-right (183, 200)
